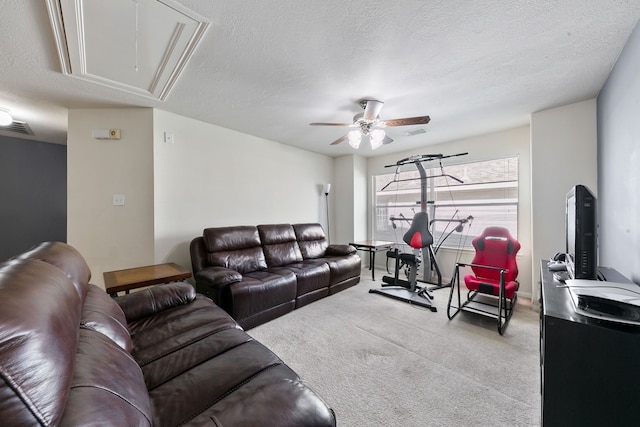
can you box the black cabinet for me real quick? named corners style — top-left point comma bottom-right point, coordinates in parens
top-left (540, 262), bottom-right (640, 426)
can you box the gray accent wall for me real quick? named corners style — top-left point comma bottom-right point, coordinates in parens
top-left (597, 21), bottom-right (640, 284)
top-left (0, 136), bottom-right (66, 260)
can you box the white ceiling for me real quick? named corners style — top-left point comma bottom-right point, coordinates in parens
top-left (0, 0), bottom-right (639, 157)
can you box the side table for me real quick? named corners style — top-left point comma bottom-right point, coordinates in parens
top-left (103, 262), bottom-right (192, 297)
top-left (349, 240), bottom-right (396, 281)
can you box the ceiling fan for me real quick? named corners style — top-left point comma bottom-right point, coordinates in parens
top-left (310, 99), bottom-right (430, 150)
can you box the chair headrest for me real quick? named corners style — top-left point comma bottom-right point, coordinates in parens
top-left (474, 227), bottom-right (520, 255)
top-left (403, 212), bottom-right (433, 249)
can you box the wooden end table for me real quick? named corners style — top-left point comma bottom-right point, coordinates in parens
top-left (349, 240), bottom-right (396, 281)
top-left (103, 262), bottom-right (192, 297)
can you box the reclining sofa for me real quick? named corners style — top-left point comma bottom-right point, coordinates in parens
top-left (190, 223), bottom-right (361, 329)
top-left (0, 242), bottom-right (336, 426)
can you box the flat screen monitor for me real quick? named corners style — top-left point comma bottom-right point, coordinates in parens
top-left (566, 185), bottom-right (598, 280)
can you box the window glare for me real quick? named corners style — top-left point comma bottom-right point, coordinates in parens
top-left (374, 157), bottom-right (518, 249)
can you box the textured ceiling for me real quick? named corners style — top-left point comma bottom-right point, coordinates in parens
top-left (0, 1), bottom-right (639, 157)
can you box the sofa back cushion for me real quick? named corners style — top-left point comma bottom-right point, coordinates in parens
top-left (203, 226), bottom-right (267, 273)
top-left (13, 241), bottom-right (91, 302)
top-left (258, 224), bottom-right (303, 267)
top-left (60, 329), bottom-right (152, 426)
top-left (0, 259), bottom-right (82, 426)
top-left (293, 223), bottom-right (329, 259)
top-left (81, 284), bottom-right (133, 353)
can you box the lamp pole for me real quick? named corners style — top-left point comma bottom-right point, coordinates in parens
top-left (323, 184), bottom-right (331, 243)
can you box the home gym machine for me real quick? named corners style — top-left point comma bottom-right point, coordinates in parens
top-left (369, 153), bottom-right (469, 311)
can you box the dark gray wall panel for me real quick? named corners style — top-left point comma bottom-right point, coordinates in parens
top-left (597, 21), bottom-right (640, 284)
top-left (0, 136), bottom-right (67, 260)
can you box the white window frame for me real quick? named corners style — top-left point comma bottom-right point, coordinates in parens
top-left (373, 156), bottom-right (519, 251)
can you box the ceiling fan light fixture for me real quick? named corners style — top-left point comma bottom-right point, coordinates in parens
top-left (0, 110), bottom-right (13, 126)
top-left (348, 129), bottom-right (362, 149)
top-left (370, 129), bottom-right (385, 150)
top-left (311, 99), bottom-right (430, 149)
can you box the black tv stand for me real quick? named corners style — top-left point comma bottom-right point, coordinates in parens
top-left (540, 261), bottom-right (640, 426)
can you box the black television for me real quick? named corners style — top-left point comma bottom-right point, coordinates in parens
top-left (565, 184), bottom-right (598, 280)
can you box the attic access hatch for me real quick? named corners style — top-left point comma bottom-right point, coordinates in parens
top-left (46, 0), bottom-right (209, 101)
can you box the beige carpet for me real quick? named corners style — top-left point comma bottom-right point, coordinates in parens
top-left (249, 270), bottom-right (540, 427)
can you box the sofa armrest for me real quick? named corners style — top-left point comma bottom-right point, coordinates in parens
top-left (114, 281), bottom-right (196, 323)
top-left (326, 244), bottom-right (357, 256)
top-left (195, 266), bottom-right (243, 287)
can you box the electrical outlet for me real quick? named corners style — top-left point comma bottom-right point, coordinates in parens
top-left (164, 132), bottom-right (174, 144)
top-left (113, 194), bottom-right (125, 206)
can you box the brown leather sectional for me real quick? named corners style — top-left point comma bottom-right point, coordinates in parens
top-left (0, 242), bottom-right (336, 426)
top-left (190, 223), bottom-right (362, 329)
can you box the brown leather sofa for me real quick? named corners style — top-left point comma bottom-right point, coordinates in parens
top-left (190, 223), bottom-right (361, 329)
top-left (0, 242), bottom-right (336, 426)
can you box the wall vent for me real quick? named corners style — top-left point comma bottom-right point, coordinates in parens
top-left (402, 127), bottom-right (427, 136)
top-left (1, 121), bottom-right (34, 136)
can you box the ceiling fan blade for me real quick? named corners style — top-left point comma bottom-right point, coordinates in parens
top-left (330, 134), bottom-right (348, 145)
top-left (383, 135), bottom-right (394, 144)
top-left (383, 115), bottom-right (431, 127)
top-left (310, 122), bottom-right (353, 126)
top-left (362, 100), bottom-right (384, 121)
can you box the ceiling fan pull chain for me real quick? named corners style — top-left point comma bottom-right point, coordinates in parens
top-left (134, 0), bottom-right (139, 72)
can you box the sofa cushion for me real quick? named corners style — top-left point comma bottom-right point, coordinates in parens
top-left (126, 296), bottom-right (243, 389)
top-left (258, 224), bottom-right (304, 267)
top-left (0, 259), bottom-right (81, 426)
top-left (60, 329), bottom-right (152, 426)
top-left (204, 226), bottom-right (268, 273)
top-left (293, 223), bottom-right (329, 259)
top-left (232, 271), bottom-right (296, 314)
top-left (196, 375), bottom-right (336, 427)
top-left (13, 241), bottom-right (91, 301)
top-left (268, 260), bottom-right (330, 298)
top-left (147, 338), bottom-right (335, 427)
top-left (322, 254), bottom-right (362, 286)
top-left (140, 326), bottom-right (251, 391)
top-left (222, 271), bottom-right (297, 329)
top-left (81, 284), bottom-right (132, 353)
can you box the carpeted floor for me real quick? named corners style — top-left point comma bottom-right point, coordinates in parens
top-left (249, 270), bottom-right (541, 426)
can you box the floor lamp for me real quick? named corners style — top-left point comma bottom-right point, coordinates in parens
top-left (323, 184), bottom-right (331, 243)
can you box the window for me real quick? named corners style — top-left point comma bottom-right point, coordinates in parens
top-left (373, 157), bottom-right (518, 250)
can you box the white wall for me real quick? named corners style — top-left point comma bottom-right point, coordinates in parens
top-left (367, 126), bottom-right (533, 298)
top-left (67, 107), bottom-right (333, 288)
top-left (333, 154), bottom-right (367, 244)
top-left (354, 155), bottom-right (368, 242)
top-left (333, 155), bottom-right (353, 244)
top-left (530, 98), bottom-right (597, 303)
top-left (67, 108), bottom-right (155, 287)
top-left (152, 109), bottom-right (335, 273)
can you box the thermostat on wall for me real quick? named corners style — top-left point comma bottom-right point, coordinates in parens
top-left (92, 129), bottom-right (121, 140)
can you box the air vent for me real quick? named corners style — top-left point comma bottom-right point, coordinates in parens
top-left (1, 120), bottom-right (34, 135)
top-left (402, 127), bottom-right (427, 136)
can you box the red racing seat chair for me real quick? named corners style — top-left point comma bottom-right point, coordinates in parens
top-left (447, 226), bottom-right (520, 334)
